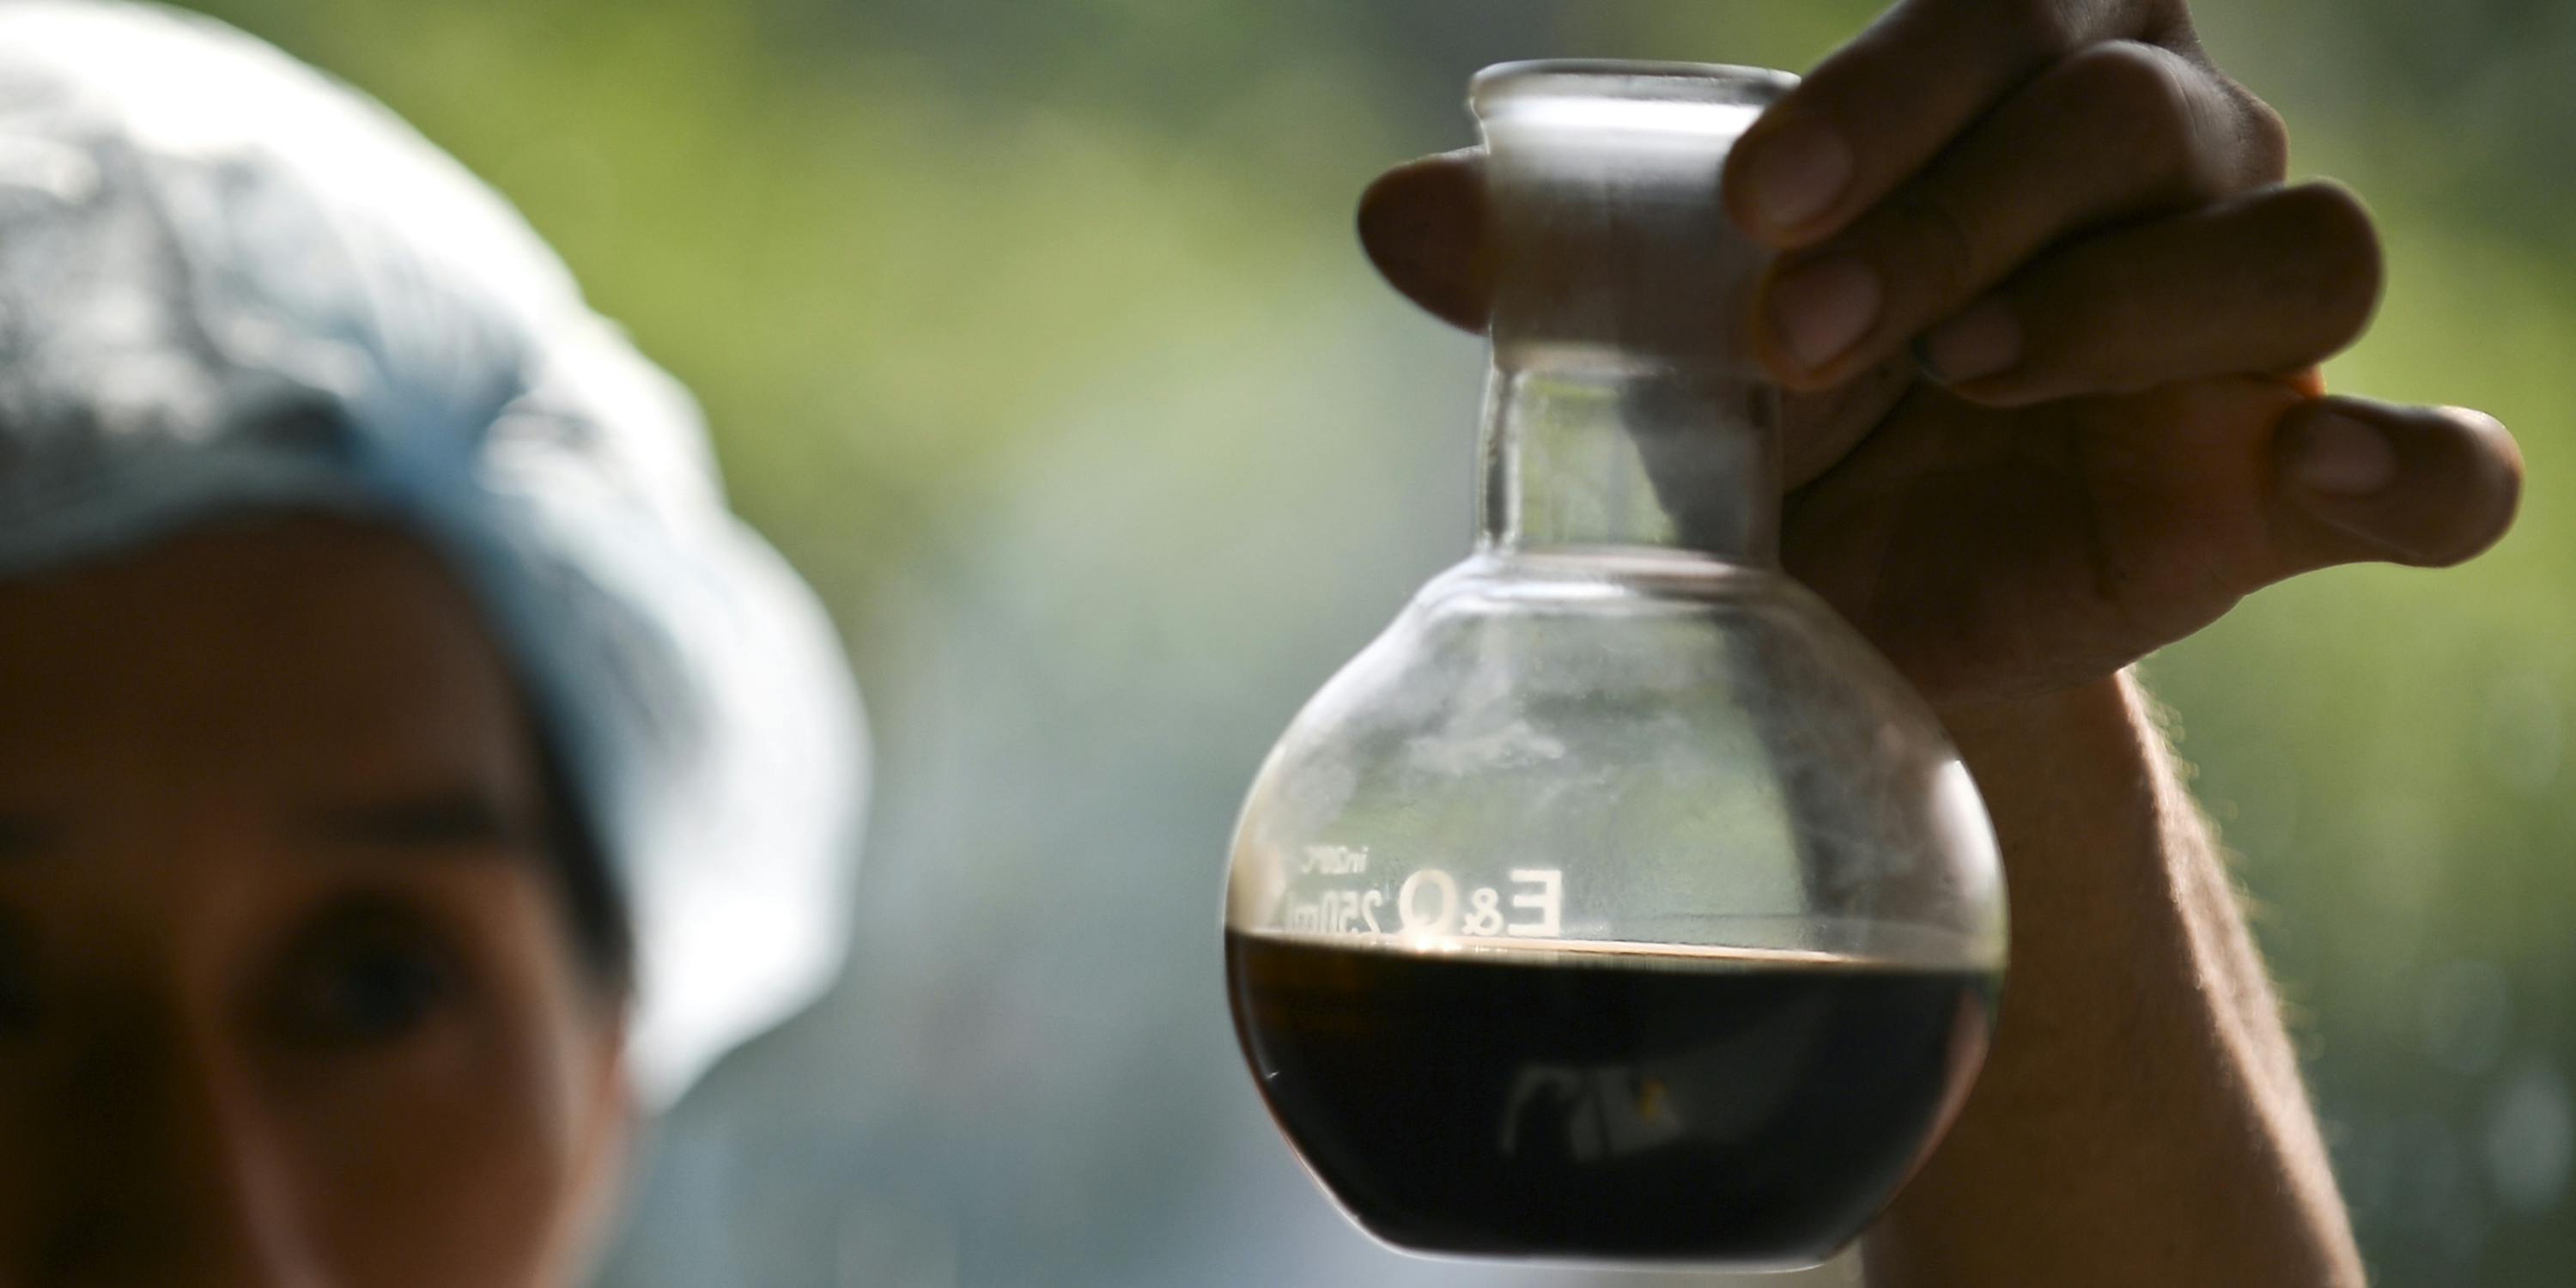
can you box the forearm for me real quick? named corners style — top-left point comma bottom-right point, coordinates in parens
top-left (1865, 673), bottom-right (2362, 1287)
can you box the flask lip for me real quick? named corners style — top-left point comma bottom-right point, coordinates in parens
top-left (1470, 59), bottom-right (1799, 120)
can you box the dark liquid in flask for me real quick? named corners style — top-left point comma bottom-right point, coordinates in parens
top-left (1225, 930), bottom-right (1995, 1265)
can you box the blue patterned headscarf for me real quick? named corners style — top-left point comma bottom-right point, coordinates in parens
top-left (0, 0), bottom-right (867, 1104)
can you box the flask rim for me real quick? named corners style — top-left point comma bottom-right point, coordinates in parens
top-left (1470, 59), bottom-right (1799, 119)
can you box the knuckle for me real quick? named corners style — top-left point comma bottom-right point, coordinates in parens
top-left (2068, 39), bottom-right (2193, 121)
top-left (2062, 41), bottom-right (2206, 187)
top-left (2272, 181), bottom-right (2382, 342)
top-left (2233, 90), bottom-right (2291, 183)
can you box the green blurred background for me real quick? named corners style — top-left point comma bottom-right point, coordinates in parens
top-left (168, 0), bottom-right (2572, 1283)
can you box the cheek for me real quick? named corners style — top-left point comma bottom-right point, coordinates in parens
top-left (290, 1035), bottom-right (572, 1282)
top-left (0, 933), bottom-right (614, 1288)
top-left (279, 906), bottom-right (612, 1285)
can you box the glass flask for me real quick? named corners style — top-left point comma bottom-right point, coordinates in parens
top-left (1222, 61), bottom-right (2008, 1268)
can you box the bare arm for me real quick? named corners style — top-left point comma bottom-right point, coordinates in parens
top-left (1868, 675), bottom-right (2361, 1285)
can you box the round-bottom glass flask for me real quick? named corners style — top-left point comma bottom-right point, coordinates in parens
top-left (1223, 62), bottom-right (2007, 1268)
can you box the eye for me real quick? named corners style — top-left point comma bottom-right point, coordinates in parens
top-left (270, 900), bottom-right (462, 1048)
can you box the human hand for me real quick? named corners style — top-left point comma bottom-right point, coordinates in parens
top-left (1360, 0), bottom-right (2520, 712)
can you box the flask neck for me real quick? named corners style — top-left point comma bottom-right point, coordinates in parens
top-left (1475, 360), bottom-right (1779, 564)
top-left (1467, 60), bottom-right (1792, 569)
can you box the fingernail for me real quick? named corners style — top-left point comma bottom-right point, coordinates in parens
top-left (1768, 256), bottom-right (1881, 372)
top-left (2289, 411), bottom-right (2397, 496)
top-left (1745, 117), bottom-right (1852, 232)
top-left (1915, 299), bottom-right (2023, 385)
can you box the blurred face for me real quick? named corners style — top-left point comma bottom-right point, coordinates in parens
top-left (0, 516), bottom-right (629, 1287)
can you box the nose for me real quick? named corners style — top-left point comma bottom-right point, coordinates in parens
top-left (27, 1004), bottom-right (323, 1288)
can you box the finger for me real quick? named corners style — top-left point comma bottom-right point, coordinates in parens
top-left (1919, 181), bottom-right (2381, 406)
top-left (1776, 383), bottom-right (2519, 704)
top-left (1355, 149), bottom-right (1921, 483)
top-left (2105, 392), bottom-right (2519, 627)
top-left (1356, 149), bottom-right (1489, 332)
top-left (1753, 40), bottom-right (2283, 386)
top-left (2269, 397), bottom-right (2522, 571)
top-left (1722, 0), bottom-right (2171, 248)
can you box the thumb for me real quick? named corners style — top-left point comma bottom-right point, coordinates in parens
top-left (1356, 149), bottom-right (1491, 332)
top-left (2269, 395), bottom-right (2522, 573)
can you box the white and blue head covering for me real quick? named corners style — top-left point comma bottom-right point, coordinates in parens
top-left (0, 0), bottom-right (867, 1104)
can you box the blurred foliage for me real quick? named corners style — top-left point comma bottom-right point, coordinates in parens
top-left (165, 0), bottom-right (2575, 1284)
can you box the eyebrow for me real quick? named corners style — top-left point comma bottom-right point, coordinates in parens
top-left (306, 790), bottom-right (544, 856)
